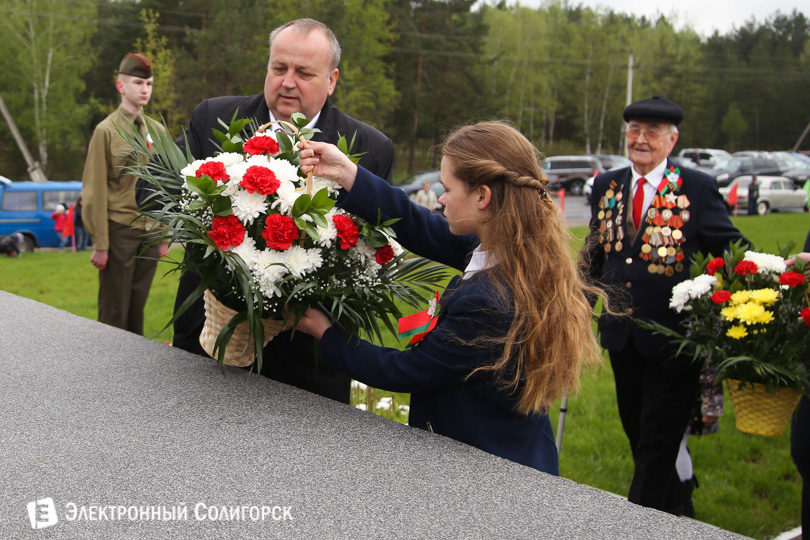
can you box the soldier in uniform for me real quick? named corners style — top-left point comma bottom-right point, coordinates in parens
top-left (582, 96), bottom-right (746, 515)
top-left (81, 53), bottom-right (169, 335)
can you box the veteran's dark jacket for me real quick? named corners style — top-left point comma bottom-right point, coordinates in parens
top-left (583, 160), bottom-right (746, 357)
top-left (322, 166), bottom-right (560, 475)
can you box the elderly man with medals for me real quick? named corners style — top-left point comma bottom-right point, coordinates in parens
top-left (582, 96), bottom-right (747, 516)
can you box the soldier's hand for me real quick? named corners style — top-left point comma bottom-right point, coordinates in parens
top-left (91, 250), bottom-right (109, 270)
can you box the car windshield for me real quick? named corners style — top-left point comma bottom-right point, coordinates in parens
top-left (710, 158), bottom-right (731, 170)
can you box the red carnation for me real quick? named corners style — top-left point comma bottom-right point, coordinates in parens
top-left (262, 213), bottom-right (299, 250)
top-left (779, 271), bottom-right (806, 288)
top-left (706, 257), bottom-right (726, 276)
top-left (243, 135), bottom-right (280, 156)
top-left (209, 214), bottom-right (245, 250)
top-left (375, 244), bottom-right (395, 265)
top-left (711, 290), bottom-right (732, 304)
top-left (196, 161), bottom-right (229, 183)
top-left (801, 307), bottom-right (810, 327)
top-left (734, 260), bottom-right (758, 276)
top-left (333, 214), bottom-right (360, 250)
top-left (241, 165), bottom-right (280, 195)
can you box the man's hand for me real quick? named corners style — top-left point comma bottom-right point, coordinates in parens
top-left (786, 252), bottom-right (810, 267)
top-left (158, 242), bottom-right (170, 258)
top-left (91, 249), bottom-right (109, 270)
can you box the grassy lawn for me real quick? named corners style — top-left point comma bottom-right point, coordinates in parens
top-left (1, 212), bottom-right (807, 538)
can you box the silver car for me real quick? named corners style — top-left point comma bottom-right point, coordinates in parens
top-left (718, 175), bottom-right (809, 215)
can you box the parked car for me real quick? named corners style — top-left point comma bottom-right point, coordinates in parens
top-left (709, 156), bottom-right (782, 187)
top-left (590, 154), bottom-right (631, 170)
top-left (398, 170), bottom-right (443, 210)
top-left (677, 148), bottom-right (732, 167)
top-left (718, 175), bottom-right (808, 215)
top-left (782, 163), bottom-right (810, 188)
top-left (0, 180), bottom-right (82, 251)
top-left (541, 156), bottom-right (604, 196)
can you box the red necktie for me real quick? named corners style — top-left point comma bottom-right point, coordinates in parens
top-left (633, 177), bottom-right (646, 229)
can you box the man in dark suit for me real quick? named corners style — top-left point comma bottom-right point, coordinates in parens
top-left (172, 19), bottom-right (395, 403)
top-left (582, 96), bottom-right (746, 515)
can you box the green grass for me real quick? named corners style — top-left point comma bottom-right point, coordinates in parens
top-left (2, 213), bottom-right (808, 538)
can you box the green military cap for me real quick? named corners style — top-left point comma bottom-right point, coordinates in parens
top-left (118, 53), bottom-right (152, 79)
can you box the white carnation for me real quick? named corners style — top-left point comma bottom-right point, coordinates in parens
top-left (232, 191), bottom-right (268, 224)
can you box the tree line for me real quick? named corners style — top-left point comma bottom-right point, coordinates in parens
top-left (0, 0), bottom-right (808, 182)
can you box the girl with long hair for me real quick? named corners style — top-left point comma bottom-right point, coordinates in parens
top-left (296, 121), bottom-right (603, 474)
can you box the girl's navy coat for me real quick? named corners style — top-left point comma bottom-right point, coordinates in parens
top-left (321, 166), bottom-right (559, 475)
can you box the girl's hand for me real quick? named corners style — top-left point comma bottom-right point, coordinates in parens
top-left (294, 307), bottom-right (333, 340)
top-left (298, 141), bottom-right (358, 192)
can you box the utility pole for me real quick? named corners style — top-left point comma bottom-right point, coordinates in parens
top-left (0, 93), bottom-right (48, 182)
top-left (794, 119), bottom-right (810, 152)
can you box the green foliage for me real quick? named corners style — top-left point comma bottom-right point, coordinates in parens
top-left (721, 103), bottom-right (748, 151)
top-left (134, 9), bottom-right (179, 136)
top-left (0, 0), bottom-right (98, 180)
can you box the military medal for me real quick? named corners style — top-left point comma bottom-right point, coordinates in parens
top-left (595, 180), bottom-right (625, 254)
top-left (638, 165), bottom-right (687, 275)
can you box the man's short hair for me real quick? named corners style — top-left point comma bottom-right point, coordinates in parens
top-left (269, 19), bottom-right (341, 70)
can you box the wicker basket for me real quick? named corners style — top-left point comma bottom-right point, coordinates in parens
top-left (199, 289), bottom-right (285, 367)
top-left (726, 379), bottom-right (802, 437)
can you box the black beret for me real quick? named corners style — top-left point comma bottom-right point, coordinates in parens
top-left (623, 96), bottom-right (683, 125)
top-left (118, 53), bottom-right (152, 79)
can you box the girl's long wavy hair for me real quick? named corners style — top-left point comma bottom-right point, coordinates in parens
top-left (441, 120), bottom-right (604, 415)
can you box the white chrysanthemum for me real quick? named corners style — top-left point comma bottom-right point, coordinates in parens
top-left (272, 180), bottom-right (301, 215)
top-left (690, 274), bottom-right (718, 298)
top-left (670, 279), bottom-right (695, 313)
top-left (744, 250), bottom-right (786, 277)
top-left (316, 209), bottom-right (339, 247)
top-left (311, 175), bottom-right (341, 195)
top-left (216, 152), bottom-right (245, 168)
top-left (232, 191), bottom-right (268, 224)
top-left (283, 245), bottom-right (323, 277)
top-left (353, 238), bottom-right (377, 263)
top-left (266, 157), bottom-right (300, 184)
top-left (221, 178), bottom-right (241, 198)
top-left (231, 236), bottom-right (259, 267)
top-left (253, 249), bottom-right (289, 298)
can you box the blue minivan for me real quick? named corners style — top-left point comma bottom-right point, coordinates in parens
top-left (0, 179), bottom-right (83, 251)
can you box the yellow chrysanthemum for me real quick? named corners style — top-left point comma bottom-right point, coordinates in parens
top-left (735, 302), bottom-right (769, 325)
top-left (754, 309), bottom-right (774, 324)
top-left (749, 288), bottom-right (779, 306)
top-left (727, 325), bottom-right (748, 339)
top-left (730, 290), bottom-right (751, 305)
top-left (720, 306), bottom-right (738, 321)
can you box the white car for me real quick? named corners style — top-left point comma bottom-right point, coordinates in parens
top-left (718, 175), bottom-right (809, 215)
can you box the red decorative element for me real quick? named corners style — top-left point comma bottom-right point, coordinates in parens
top-left (196, 161), bottom-right (229, 183)
top-left (243, 135), bottom-right (280, 156)
top-left (706, 257), bottom-right (726, 276)
top-left (333, 214), bottom-right (360, 250)
top-left (262, 213), bottom-right (299, 250)
top-left (801, 307), bottom-right (810, 327)
top-left (633, 177), bottom-right (646, 229)
top-left (209, 215), bottom-right (245, 249)
top-left (241, 165), bottom-right (280, 195)
top-left (734, 260), bottom-right (759, 276)
top-left (711, 290), bottom-right (732, 304)
top-left (375, 245), bottom-right (395, 265)
top-left (779, 271), bottom-right (806, 288)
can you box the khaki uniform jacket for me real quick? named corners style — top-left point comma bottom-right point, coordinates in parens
top-left (81, 106), bottom-right (164, 250)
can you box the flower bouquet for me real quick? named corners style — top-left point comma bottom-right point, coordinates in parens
top-left (640, 240), bottom-right (809, 435)
top-left (120, 112), bottom-right (449, 370)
